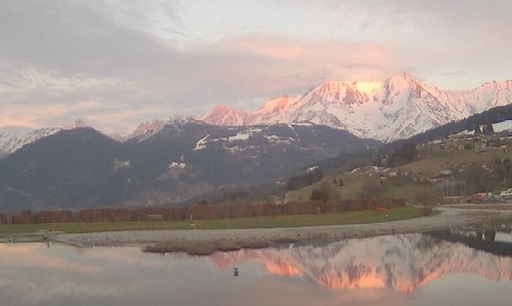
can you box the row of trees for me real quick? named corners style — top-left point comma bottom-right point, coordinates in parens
top-left (0, 197), bottom-right (407, 224)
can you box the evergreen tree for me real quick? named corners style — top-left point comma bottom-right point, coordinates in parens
top-left (486, 121), bottom-right (494, 134)
top-left (474, 124), bottom-right (482, 135)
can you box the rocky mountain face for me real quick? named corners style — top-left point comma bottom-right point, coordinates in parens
top-left (0, 119), bottom-right (380, 211)
top-left (201, 74), bottom-right (512, 142)
top-left (210, 233), bottom-right (512, 294)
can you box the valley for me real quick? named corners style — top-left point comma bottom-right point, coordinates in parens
top-left (0, 120), bottom-right (380, 212)
top-left (0, 75), bottom-right (512, 216)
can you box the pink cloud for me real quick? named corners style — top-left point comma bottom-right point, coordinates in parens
top-left (0, 101), bottom-right (101, 128)
top-left (184, 34), bottom-right (404, 111)
top-left (215, 34), bottom-right (402, 77)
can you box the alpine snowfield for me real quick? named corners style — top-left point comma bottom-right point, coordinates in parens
top-left (202, 73), bottom-right (512, 142)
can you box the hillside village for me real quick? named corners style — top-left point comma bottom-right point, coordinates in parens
top-left (285, 121), bottom-right (512, 206)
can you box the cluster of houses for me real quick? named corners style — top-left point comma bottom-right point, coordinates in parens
top-left (352, 126), bottom-right (512, 203)
top-left (419, 126), bottom-right (512, 153)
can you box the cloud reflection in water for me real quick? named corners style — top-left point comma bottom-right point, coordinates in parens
top-left (1, 233), bottom-right (512, 306)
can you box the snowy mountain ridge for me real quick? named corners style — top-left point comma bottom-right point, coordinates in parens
top-left (201, 73), bottom-right (512, 142)
top-left (2, 74), bottom-right (510, 157)
top-left (0, 118), bottom-right (166, 157)
top-left (0, 126), bottom-right (62, 158)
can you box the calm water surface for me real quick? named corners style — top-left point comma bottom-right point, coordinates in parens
top-left (2, 232), bottom-right (512, 306)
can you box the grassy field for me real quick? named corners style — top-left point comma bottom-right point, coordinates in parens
top-left (285, 173), bottom-right (366, 202)
top-left (382, 185), bottom-right (436, 204)
top-left (0, 206), bottom-right (424, 234)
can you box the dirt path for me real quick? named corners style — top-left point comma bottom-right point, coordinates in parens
top-left (54, 206), bottom-right (512, 250)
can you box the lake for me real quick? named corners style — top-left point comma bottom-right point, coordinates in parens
top-left (2, 231), bottom-right (512, 306)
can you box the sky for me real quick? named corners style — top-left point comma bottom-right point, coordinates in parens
top-left (1, 0), bottom-right (511, 133)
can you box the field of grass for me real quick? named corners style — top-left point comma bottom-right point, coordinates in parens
top-left (285, 173), bottom-right (366, 203)
top-left (382, 184), bottom-right (435, 204)
top-left (0, 206), bottom-right (424, 234)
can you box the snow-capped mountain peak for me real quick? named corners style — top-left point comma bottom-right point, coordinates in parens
top-left (257, 95), bottom-right (298, 114)
top-left (200, 105), bottom-right (251, 126)
top-left (130, 119), bottom-right (166, 138)
top-left (306, 80), bottom-right (371, 105)
top-left (166, 115), bottom-right (203, 126)
top-left (350, 80), bottom-right (383, 94)
top-left (65, 118), bottom-right (90, 130)
top-left (201, 73), bottom-right (512, 142)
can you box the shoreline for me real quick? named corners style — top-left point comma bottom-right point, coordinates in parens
top-left (51, 206), bottom-right (512, 254)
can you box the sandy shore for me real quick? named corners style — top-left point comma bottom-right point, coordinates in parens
top-left (52, 206), bottom-right (512, 254)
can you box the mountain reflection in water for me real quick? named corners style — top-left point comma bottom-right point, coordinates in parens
top-left (2, 232), bottom-right (512, 306)
top-left (211, 232), bottom-right (512, 293)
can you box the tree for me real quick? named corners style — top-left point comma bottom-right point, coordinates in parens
top-left (387, 144), bottom-right (419, 167)
top-left (462, 162), bottom-right (499, 194)
top-left (310, 189), bottom-right (328, 201)
top-left (359, 177), bottom-right (386, 199)
top-left (310, 182), bottom-right (339, 202)
top-left (373, 155), bottom-right (383, 167)
top-left (483, 120), bottom-right (494, 135)
top-left (413, 186), bottom-right (440, 216)
top-left (286, 167), bottom-right (324, 191)
top-left (474, 124), bottom-right (482, 135)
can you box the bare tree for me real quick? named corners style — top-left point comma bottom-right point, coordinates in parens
top-left (413, 186), bottom-right (440, 216)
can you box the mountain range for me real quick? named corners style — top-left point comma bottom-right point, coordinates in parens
top-left (1, 73), bottom-right (511, 157)
top-left (0, 118), bottom-right (380, 211)
top-left (0, 119), bottom-right (169, 158)
top-left (1, 73), bottom-right (512, 211)
top-left (201, 73), bottom-right (512, 142)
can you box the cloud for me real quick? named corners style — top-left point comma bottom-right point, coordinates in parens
top-left (440, 70), bottom-right (468, 77)
top-left (0, 69), bottom-right (128, 94)
top-left (306, 0), bottom-right (512, 88)
top-left (165, 35), bottom-right (404, 111)
top-left (0, 0), bottom-right (404, 131)
top-left (1, 0), bottom-right (509, 132)
top-left (0, 1), bottom-right (177, 75)
top-left (314, 0), bottom-right (512, 37)
top-left (1, 100), bottom-right (101, 128)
